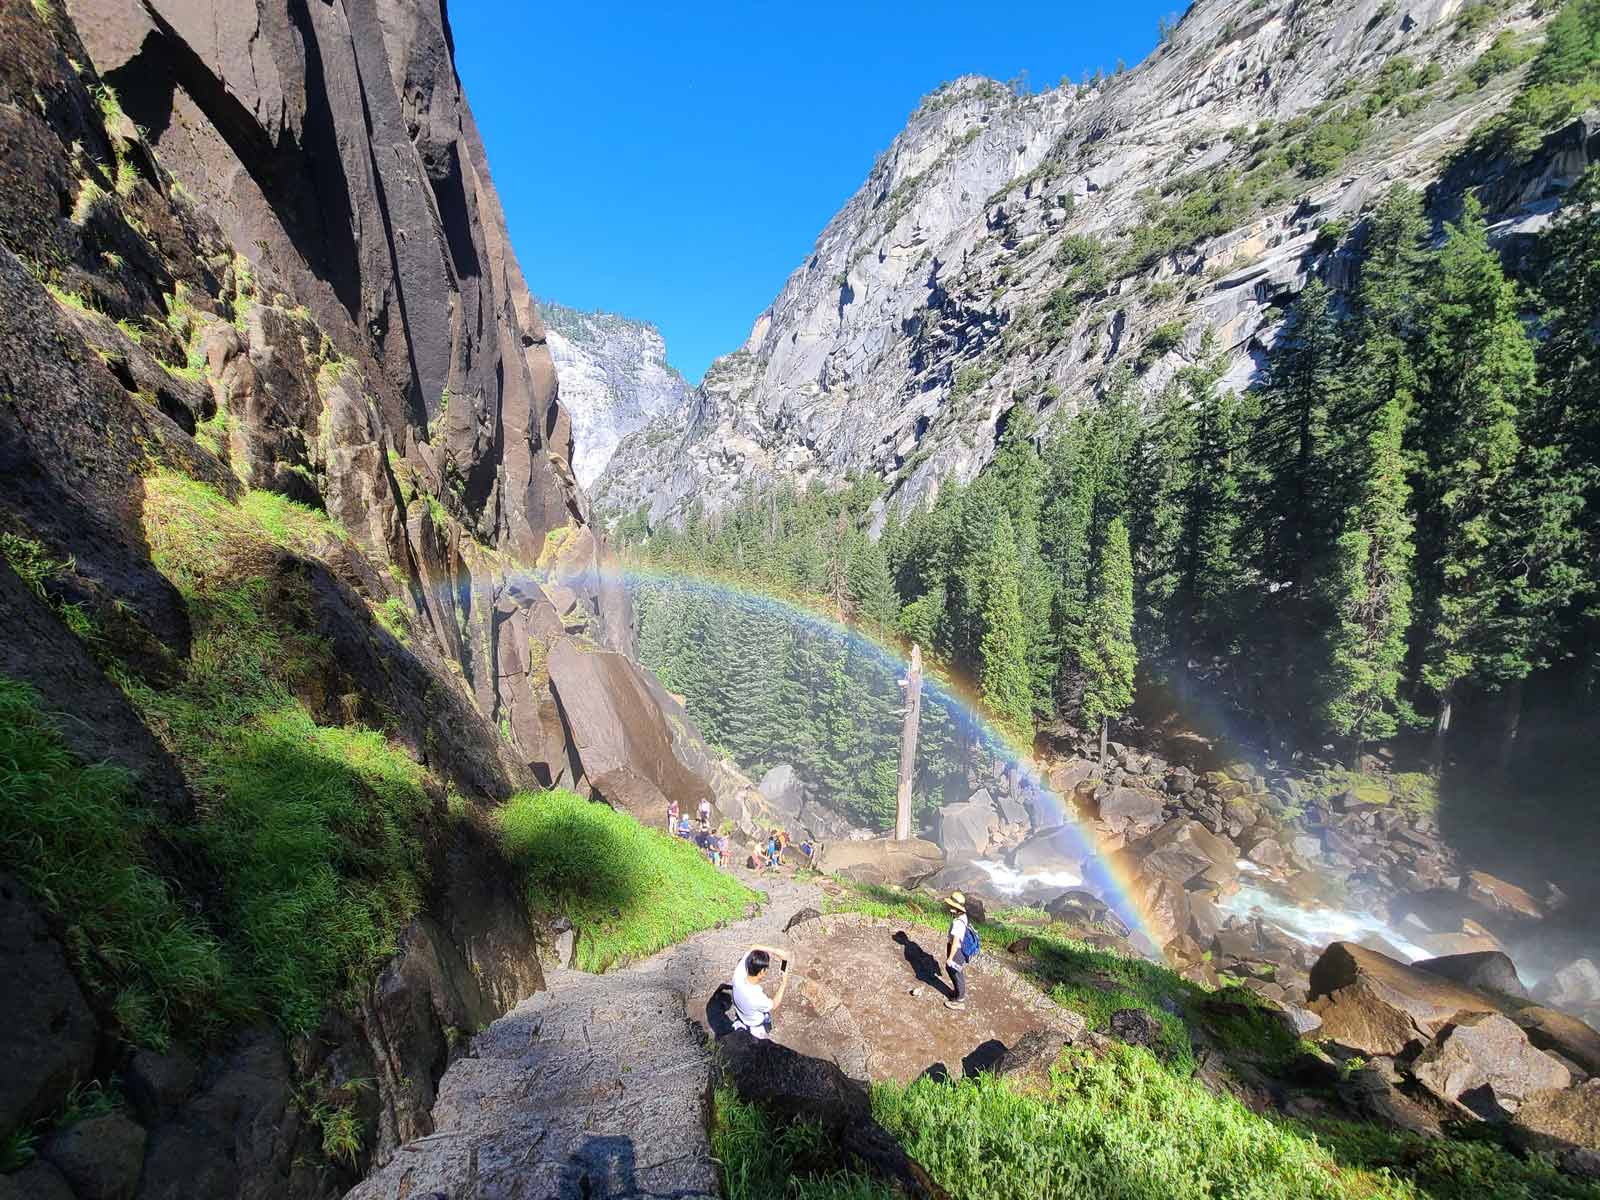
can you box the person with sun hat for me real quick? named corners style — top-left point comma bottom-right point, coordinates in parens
top-left (943, 891), bottom-right (979, 1010)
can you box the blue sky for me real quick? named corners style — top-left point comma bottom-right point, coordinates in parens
top-left (450, 2), bottom-right (1179, 383)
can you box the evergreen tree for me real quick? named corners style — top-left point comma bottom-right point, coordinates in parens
top-left (1078, 517), bottom-right (1136, 759)
top-left (975, 511), bottom-right (1034, 736)
top-left (1410, 199), bottom-right (1536, 743)
top-left (1315, 395), bottom-right (1416, 749)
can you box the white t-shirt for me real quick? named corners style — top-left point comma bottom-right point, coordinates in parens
top-left (948, 914), bottom-right (969, 968)
top-left (731, 954), bottom-right (774, 1037)
top-left (698, 800), bottom-right (711, 819)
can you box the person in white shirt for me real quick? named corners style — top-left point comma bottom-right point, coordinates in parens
top-left (697, 798), bottom-right (712, 833)
top-left (944, 892), bottom-right (970, 1011)
top-left (730, 945), bottom-right (790, 1039)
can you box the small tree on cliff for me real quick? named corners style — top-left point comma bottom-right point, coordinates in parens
top-left (1078, 517), bottom-right (1136, 762)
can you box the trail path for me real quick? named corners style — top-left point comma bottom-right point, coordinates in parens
top-left (345, 868), bottom-right (822, 1200)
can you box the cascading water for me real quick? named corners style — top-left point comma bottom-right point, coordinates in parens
top-left (1221, 863), bottom-right (1434, 962)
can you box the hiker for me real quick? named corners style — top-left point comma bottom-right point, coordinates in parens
top-left (766, 831), bottom-right (784, 867)
top-left (676, 813), bottom-right (693, 839)
top-left (730, 945), bottom-right (790, 1039)
top-left (666, 798), bottom-right (680, 835)
top-left (798, 839), bottom-right (816, 866)
top-left (943, 891), bottom-right (979, 1011)
top-left (697, 797), bottom-right (712, 833)
top-left (747, 846), bottom-right (767, 871)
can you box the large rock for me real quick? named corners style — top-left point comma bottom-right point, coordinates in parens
top-left (1010, 825), bottom-right (1089, 873)
top-left (1308, 942), bottom-right (1502, 1057)
top-left (1415, 951), bottom-right (1529, 1001)
top-left (546, 637), bottom-right (714, 822)
top-left (1509, 1080), bottom-right (1600, 1165)
top-left (1542, 959), bottom-right (1600, 1010)
top-left (42, 1112), bottom-right (147, 1200)
top-left (0, 875), bottom-right (98, 1135)
top-left (1126, 820), bottom-right (1238, 889)
top-left (1410, 1013), bottom-right (1570, 1120)
top-left (820, 837), bottom-right (943, 887)
top-left (1462, 871), bottom-right (1543, 920)
top-left (1096, 786), bottom-right (1166, 837)
top-left (1511, 1005), bottom-right (1600, 1077)
top-left (759, 765), bottom-right (807, 820)
top-left (935, 797), bottom-right (995, 860)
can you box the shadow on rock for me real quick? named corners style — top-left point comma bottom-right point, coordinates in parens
top-left (720, 1031), bottom-right (948, 1200)
top-left (893, 930), bottom-right (952, 997)
top-left (704, 982), bottom-right (737, 1038)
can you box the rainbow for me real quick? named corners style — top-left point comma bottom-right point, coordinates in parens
top-left (545, 558), bottom-right (1164, 953)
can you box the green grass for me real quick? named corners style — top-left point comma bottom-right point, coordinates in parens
top-left (712, 1085), bottom-right (895, 1200)
top-left (0, 677), bottom-right (235, 1050)
top-left (1302, 766), bottom-right (1439, 815)
top-left (715, 1045), bottom-right (1599, 1200)
top-left (119, 472), bottom-right (436, 1032)
top-left (374, 595), bottom-right (411, 644)
top-left (497, 788), bottom-right (757, 971)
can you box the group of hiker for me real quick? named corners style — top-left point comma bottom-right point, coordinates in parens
top-left (728, 890), bottom-right (980, 1039)
top-left (665, 798), bottom-right (816, 873)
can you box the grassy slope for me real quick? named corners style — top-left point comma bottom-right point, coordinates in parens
top-left (498, 787), bottom-right (757, 971)
top-left (707, 880), bottom-right (1600, 1200)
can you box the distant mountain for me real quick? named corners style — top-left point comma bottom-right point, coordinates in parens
top-left (596, 0), bottom-right (1565, 525)
top-left (537, 301), bottom-right (693, 488)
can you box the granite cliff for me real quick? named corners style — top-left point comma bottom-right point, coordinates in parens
top-left (597, 0), bottom-right (1585, 524)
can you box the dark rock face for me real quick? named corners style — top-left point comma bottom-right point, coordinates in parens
top-left (65, 0), bottom-right (580, 562)
top-left (1510, 1079), bottom-right (1600, 1165)
top-left (0, 875), bottom-right (98, 1136)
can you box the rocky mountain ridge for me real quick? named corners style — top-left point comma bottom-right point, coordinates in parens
top-left (537, 300), bottom-right (693, 487)
top-left (597, 0), bottom-right (1574, 524)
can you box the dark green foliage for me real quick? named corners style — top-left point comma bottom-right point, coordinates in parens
top-left (1076, 518), bottom-right (1135, 735)
top-left (498, 789), bottom-right (755, 971)
top-left (1466, 0), bottom-right (1600, 160)
top-left (1467, 31), bottom-right (1533, 87)
top-left (975, 512), bottom-right (1034, 736)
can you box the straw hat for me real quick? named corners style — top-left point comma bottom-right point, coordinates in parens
top-left (944, 891), bottom-right (967, 914)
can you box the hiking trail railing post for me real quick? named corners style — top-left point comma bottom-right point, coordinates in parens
top-left (895, 643), bottom-right (922, 842)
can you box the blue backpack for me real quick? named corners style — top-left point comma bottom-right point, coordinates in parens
top-left (960, 925), bottom-right (981, 959)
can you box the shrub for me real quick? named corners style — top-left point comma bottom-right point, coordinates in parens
top-left (1467, 31), bottom-right (1533, 88)
top-left (1466, 0), bottom-right (1600, 160)
top-left (497, 788), bottom-right (756, 970)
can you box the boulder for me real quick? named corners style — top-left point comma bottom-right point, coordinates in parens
top-left (1109, 1008), bottom-right (1166, 1053)
top-left (1336, 1063), bottom-right (1444, 1139)
top-left (1542, 959), bottom-right (1600, 1009)
top-left (546, 638), bottom-right (715, 821)
top-left (125, 1050), bottom-right (198, 1125)
top-left (1510, 1080), bottom-right (1600, 1164)
top-left (784, 907), bottom-right (823, 933)
top-left (1275, 1004), bottom-right (1324, 1038)
top-left (1244, 837), bottom-right (1285, 869)
top-left (1010, 825), bottom-right (1089, 873)
top-left (797, 797), bottom-right (857, 842)
top-left (42, 1112), bottom-right (148, 1200)
top-left (1048, 758), bottom-right (1098, 798)
top-left (1290, 834), bottom-right (1322, 861)
top-left (0, 875), bottom-right (98, 1134)
top-left (993, 1027), bottom-right (1082, 1091)
top-left (1415, 951), bottom-right (1529, 1001)
top-left (1463, 871), bottom-right (1542, 920)
top-left (1126, 820), bottom-right (1238, 889)
top-left (1097, 786), bottom-right (1165, 837)
top-left (1511, 1005), bottom-right (1600, 1077)
top-left (935, 799), bottom-right (995, 860)
top-left (1308, 942), bottom-right (1502, 1057)
top-left (821, 837), bottom-right (943, 887)
top-left (759, 765), bottom-right (807, 820)
top-left (996, 791), bottom-right (1028, 827)
top-left (1411, 1013), bottom-right (1570, 1120)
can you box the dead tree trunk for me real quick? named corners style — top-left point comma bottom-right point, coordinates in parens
top-left (896, 644), bottom-right (923, 842)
